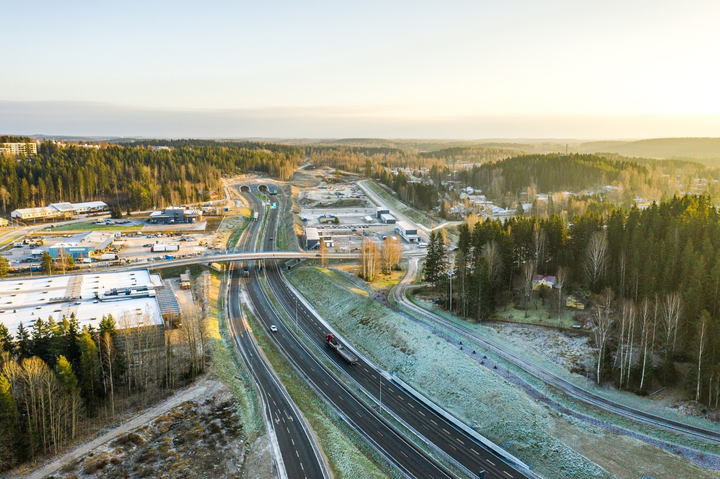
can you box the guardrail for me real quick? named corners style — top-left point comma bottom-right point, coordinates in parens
top-left (389, 374), bottom-right (535, 477)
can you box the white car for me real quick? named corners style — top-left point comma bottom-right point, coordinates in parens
top-left (270, 325), bottom-right (278, 332)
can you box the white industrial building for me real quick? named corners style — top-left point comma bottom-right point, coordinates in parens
top-left (0, 270), bottom-right (170, 336)
top-left (11, 201), bottom-right (108, 222)
top-left (380, 213), bottom-right (396, 224)
top-left (396, 220), bottom-right (420, 242)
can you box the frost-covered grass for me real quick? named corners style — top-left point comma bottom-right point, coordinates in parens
top-left (287, 266), bottom-right (612, 479)
top-left (243, 306), bottom-right (390, 479)
top-left (409, 295), bottom-right (720, 437)
top-left (491, 299), bottom-right (581, 329)
top-left (208, 274), bottom-right (264, 440)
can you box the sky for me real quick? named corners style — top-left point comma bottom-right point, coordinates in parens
top-left (2, 0), bottom-right (720, 139)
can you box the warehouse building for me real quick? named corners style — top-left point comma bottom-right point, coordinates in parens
top-left (11, 201), bottom-right (108, 222)
top-left (396, 220), bottom-right (420, 242)
top-left (149, 206), bottom-right (203, 224)
top-left (304, 227), bottom-right (320, 249)
top-left (0, 270), bottom-right (171, 337)
top-left (48, 231), bottom-right (115, 258)
top-left (380, 213), bottom-right (396, 224)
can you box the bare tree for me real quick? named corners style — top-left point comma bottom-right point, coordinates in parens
top-left (662, 291), bottom-right (682, 357)
top-left (638, 298), bottom-right (654, 391)
top-left (521, 260), bottom-right (536, 318)
top-left (584, 230), bottom-right (608, 290)
top-left (100, 332), bottom-right (116, 417)
top-left (591, 288), bottom-right (614, 384)
top-left (533, 223), bottom-right (547, 271)
top-left (617, 299), bottom-right (636, 389)
top-left (696, 311), bottom-right (710, 401)
top-left (482, 241), bottom-right (502, 286)
top-left (319, 237), bottom-right (328, 268)
top-left (555, 266), bottom-right (568, 324)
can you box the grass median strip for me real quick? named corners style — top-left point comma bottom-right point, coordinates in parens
top-left (242, 304), bottom-right (391, 479)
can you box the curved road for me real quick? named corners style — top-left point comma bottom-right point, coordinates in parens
top-left (394, 257), bottom-right (720, 445)
top-left (254, 189), bottom-right (531, 478)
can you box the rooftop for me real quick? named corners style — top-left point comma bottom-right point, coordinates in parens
top-left (0, 270), bottom-right (164, 335)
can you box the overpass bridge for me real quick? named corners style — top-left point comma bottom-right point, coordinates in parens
top-left (127, 250), bottom-right (358, 270)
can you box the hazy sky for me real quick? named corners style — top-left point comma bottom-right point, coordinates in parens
top-left (2, 0), bottom-right (719, 138)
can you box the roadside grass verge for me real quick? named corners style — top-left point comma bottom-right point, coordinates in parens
top-left (227, 218), bottom-right (249, 250)
top-left (242, 305), bottom-right (390, 479)
top-left (287, 265), bottom-right (615, 479)
top-left (208, 273), bottom-right (264, 440)
top-left (41, 221), bottom-right (142, 232)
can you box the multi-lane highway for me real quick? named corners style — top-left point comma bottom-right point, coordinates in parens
top-left (226, 190), bottom-right (328, 479)
top-left (244, 188), bottom-right (530, 478)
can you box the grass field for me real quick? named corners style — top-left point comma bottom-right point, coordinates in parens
top-left (286, 266), bottom-right (613, 478)
top-left (41, 221), bottom-right (143, 232)
top-left (492, 299), bottom-right (581, 329)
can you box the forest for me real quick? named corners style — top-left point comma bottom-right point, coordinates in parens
top-left (0, 140), bottom-right (302, 214)
top-left (423, 195), bottom-right (720, 407)
top-left (0, 303), bottom-right (209, 472)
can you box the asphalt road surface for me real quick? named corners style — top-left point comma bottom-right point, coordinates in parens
top-left (227, 190), bottom-right (328, 479)
top-left (249, 189), bottom-right (529, 478)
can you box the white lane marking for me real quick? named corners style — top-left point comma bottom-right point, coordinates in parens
top-left (442, 428), bottom-right (451, 435)
top-left (471, 448), bottom-right (480, 455)
top-left (487, 459), bottom-right (495, 466)
top-left (457, 438), bottom-right (464, 445)
top-left (503, 472), bottom-right (513, 478)
top-left (430, 419), bottom-right (438, 425)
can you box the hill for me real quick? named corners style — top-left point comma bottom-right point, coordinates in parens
top-left (580, 138), bottom-right (720, 161)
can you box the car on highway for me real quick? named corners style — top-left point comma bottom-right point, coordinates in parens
top-left (270, 325), bottom-right (278, 332)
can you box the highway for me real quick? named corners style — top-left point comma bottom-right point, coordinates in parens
top-left (242, 189), bottom-right (462, 478)
top-left (249, 189), bottom-right (530, 478)
top-left (394, 258), bottom-right (720, 446)
top-left (226, 190), bottom-right (329, 479)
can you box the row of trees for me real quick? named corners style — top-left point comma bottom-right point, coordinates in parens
top-left (0, 306), bottom-right (208, 472)
top-left (423, 195), bottom-right (720, 405)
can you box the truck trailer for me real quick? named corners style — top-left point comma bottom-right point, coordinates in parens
top-left (325, 333), bottom-right (358, 364)
top-left (253, 211), bottom-right (259, 221)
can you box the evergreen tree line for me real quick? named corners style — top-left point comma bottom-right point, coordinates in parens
top-left (424, 195), bottom-right (720, 405)
top-left (0, 141), bottom-right (301, 214)
top-left (0, 309), bottom-right (208, 472)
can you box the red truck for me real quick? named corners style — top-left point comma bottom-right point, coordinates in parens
top-left (325, 333), bottom-right (358, 364)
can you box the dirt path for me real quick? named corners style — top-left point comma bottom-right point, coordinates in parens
top-left (25, 378), bottom-right (223, 479)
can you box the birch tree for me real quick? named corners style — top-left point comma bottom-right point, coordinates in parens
top-left (591, 288), bottom-right (614, 384)
top-left (584, 230), bottom-right (608, 291)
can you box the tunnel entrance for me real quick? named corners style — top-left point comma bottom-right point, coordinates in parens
top-left (240, 185), bottom-right (250, 193)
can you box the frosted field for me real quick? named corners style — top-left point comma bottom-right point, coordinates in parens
top-left (288, 266), bottom-right (610, 479)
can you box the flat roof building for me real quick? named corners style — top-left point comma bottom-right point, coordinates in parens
top-left (0, 270), bottom-right (166, 337)
top-left (376, 207), bottom-right (390, 219)
top-left (380, 213), bottom-right (396, 224)
top-left (149, 206), bottom-right (202, 224)
top-left (304, 227), bottom-right (320, 250)
top-left (1, 142), bottom-right (37, 156)
top-left (48, 231), bottom-right (115, 258)
top-left (396, 220), bottom-right (420, 242)
top-left (11, 201), bottom-right (108, 222)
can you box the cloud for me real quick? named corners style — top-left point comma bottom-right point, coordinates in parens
top-left (1, 101), bottom-right (719, 139)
